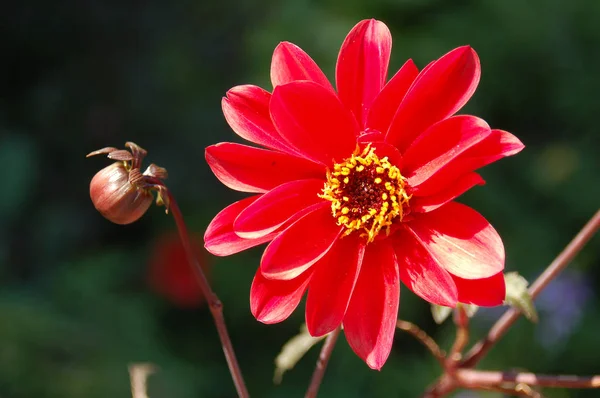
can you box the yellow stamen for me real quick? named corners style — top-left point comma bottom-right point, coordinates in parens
top-left (319, 144), bottom-right (411, 243)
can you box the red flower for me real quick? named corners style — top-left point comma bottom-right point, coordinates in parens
top-left (204, 19), bottom-right (524, 369)
top-left (148, 233), bottom-right (209, 308)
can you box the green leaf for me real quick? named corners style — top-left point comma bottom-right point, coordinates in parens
top-left (431, 303), bottom-right (479, 324)
top-left (431, 305), bottom-right (453, 324)
top-left (504, 272), bottom-right (538, 322)
top-left (129, 363), bottom-right (157, 398)
top-left (462, 303), bottom-right (479, 318)
top-left (273, 324), bottom-right (325, 384)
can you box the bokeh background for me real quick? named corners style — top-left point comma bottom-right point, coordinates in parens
top-left (1, 0), bottom-right (599, 397)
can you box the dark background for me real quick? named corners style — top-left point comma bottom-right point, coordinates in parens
top-left (1, 0), bottom-right (599, 397)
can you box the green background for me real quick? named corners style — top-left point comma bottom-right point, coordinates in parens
top-left (1, 0), bottom-right (599, 397)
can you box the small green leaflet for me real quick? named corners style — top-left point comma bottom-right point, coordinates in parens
top-left (273, 324), bottom-right (326, 384)
top-left (504, 272), bottom-right (538, 322)
top-left (431, 303), bottom-right (479, 324)
top-left (431, 273), bottom-right (537, 324)
top-left (431, 304), bottom-right (453, 324)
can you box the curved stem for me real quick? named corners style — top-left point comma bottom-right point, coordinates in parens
top-left (168, 192), bottom-right (249, 398)
top-left (421, 374), bottom-right (456, 398)
top-left (447, 306), bottom-right (469, 366)
top-left (397, 320), bottom-right (446, 367)
top-left (461, 208), bottom-right (600, 368)
top-left (305, 327), bottom-right (341, 398)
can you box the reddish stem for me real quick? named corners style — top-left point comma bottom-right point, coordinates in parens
top-left (461, 208), bottom-right (600, 368)
top-left (397, 320), bottom-right (446, 367)
top-left (455, 369), bottom-right (600, 389)
top-left (305, 327), bottom-right (341, 398)
top-left (168, 192), bottom-right (249, 398)
top-left (447, 306), bottom-right (469, 367)
top-left (423, 369), bottom-right (600, 397)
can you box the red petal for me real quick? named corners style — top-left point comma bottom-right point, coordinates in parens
top-left (451, 272), bottom-right (506, 307)
top-left (261, 203), bottom-right (342, 280)
top-left (306, 234), bottom-right (365, 336)
top-left (409, 129), bottom-right (523, 197)
top-left (357, 129), bottom-right (385, 143)
top-left (250, 267), bottom-right (313, 324)
top-left (393, 229), bottom-right (458, 307)
top-left (356, 135), bottom-right (403, 168)
top-left (343, 240), bottom-right (399, 370)
top-left (407, 202), bottom-right (505, 279)
top-left (403, 115), bottom-right (490, 192)
top-left (205, 142), bottom-right (324, 193)
top-left (366, 59), bottom-right (419, 134)
top-left (204, 196), bottom-right (277, 256)
top-left (270, 81), bottom-right (359, 166)
top-left (472, 129), bottom-right (524, 159)
top-left (455, 129), bottom-right (525, 171)
top-left (222, 85), bottom-right (296, 154)
top-left (270, 42), bottom-right (334, 91)
top-left (336, 19), bottom-right (392, 128)
top-left (411, 172), bottom-right (485, 213)
top-left (386, 46), bottom-right (481, 152)
top-left (370, 141), bottom-right (403, 169)
top-left (234, 179), bottom-right (325, 239)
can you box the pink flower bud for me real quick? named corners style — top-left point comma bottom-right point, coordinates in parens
top-left (90, 162), bottom-right (153, 225)
top-left (87, 142), bottom-right (168, 225)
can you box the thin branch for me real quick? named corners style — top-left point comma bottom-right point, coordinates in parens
top-left (397, 320), bottom-right (446, 367)
top-left (421, 374), bottom-right (455, 398)
top-left (461, 208), bottom-right (600, 368)
top-left (424, 369), bottom-right (600, 397)
top-left (465, 384), bottom-right (541, 398)
top-left (168, 193), bottom-right (249, 398)
top-left (447, 306), bottom-right (469, 366)
top-left (305, 327), bottom-right (341, 398)
top-left (456, 369), bottom-right (600, 389)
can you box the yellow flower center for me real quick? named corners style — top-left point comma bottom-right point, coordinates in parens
top-left (319, 145), bottom-right (411, 243)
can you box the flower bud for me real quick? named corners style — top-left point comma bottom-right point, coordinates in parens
top-left (90, 162), bottom-right (153, 225)
top-left (88, 142), bottom-right (168, 224)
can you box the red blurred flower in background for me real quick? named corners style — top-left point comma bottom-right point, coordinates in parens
top-left (148, 233), bottom-right (209, 308)
top-left (204, 19), bottom-right (524, 369)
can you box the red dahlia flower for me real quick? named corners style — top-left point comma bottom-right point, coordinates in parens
top-left (204, 19), bottom-right (524, 369)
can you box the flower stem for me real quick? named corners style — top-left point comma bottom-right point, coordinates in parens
top-left (447, 306), bottom-right (469, 366)
top-left (167, 192), bottom-right (249, 398)
top-left (461, 208), bottom-right (600, 368)
top-left (423, 369), bottom-right (600, 397)
top-left (455, 369), bottom-right (600, 389)
top-left (305, 326), bottom-right (341, 398)
top-left (397, 320), bottom-right (446, 367)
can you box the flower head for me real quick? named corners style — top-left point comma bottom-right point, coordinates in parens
top-left (204, 19), bottom-right (524, 369)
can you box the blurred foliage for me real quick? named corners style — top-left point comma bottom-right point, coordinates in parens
top-left (1, 0), bottom-right (599, 397)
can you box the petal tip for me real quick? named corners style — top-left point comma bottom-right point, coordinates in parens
top-left (365, 356), bottom-right (386, 371)
top-left (452, 45), bottom-right (480, 69)
top-left (253, 309), bottom-right (283, 325)
top-left (203, 241), bottom-right (226, 257)
top-left (456, 45), bottom-right (475, 54)
top-left (272, 41), bottom-right (292, 54)
top-left (305, 320), bottom-right (338, 338)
